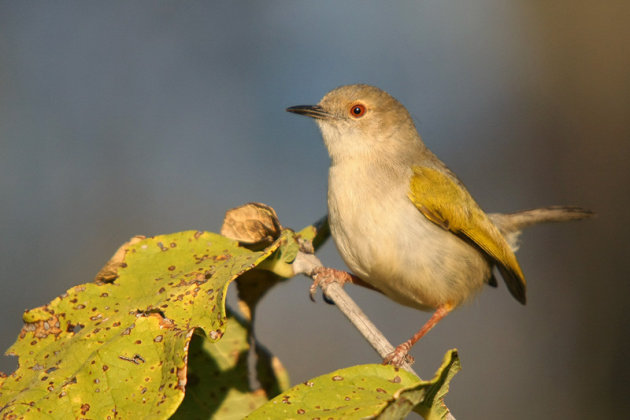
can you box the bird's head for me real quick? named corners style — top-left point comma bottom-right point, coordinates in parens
top-left (287, 84), bottom-right (425, 164)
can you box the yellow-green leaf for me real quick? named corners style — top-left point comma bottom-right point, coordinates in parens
top-left (247, 350), bottom-right (460, 420)
top-left (296, 214), bottom-right (330, 252)
top-left (0, 231), bottom-right (279, 419)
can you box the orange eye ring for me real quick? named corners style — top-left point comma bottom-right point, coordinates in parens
top-left (349, 103), bottom-right (366, 118)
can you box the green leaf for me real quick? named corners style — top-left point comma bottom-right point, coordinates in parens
top-left (171, 312), bottom-right (289, 420)
top-left (296, 215), bottom-right (330, 252)
top-left (0, 231), bottom-right (279, 419)
top-left (404, 349), bottom-right (460, 420)
top-left (255, 229), bottom-right (300, 278)
top-left (247, 350), bottom-right (460, 420)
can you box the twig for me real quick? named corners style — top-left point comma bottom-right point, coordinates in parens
top-left (294, 252), bottom-right (457, 419)
top-left (292, 251), bottom-right (418, 376)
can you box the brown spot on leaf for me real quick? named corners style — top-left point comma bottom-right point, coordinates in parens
top-left (157, 242), bottom-right (168, 251)
top-left (168, 265), bottom-right (176, 271)
top-left (297, 408), bottom-right (305, 414)
top-left (121, 325), bottom-right (134, 335)
top-left (376, 387), bottom-right (387, 393)
top-left (80, 403), bottom-right (90, 415)
top-left (208, 330), bottom-right (222, 340)
top-left (160, 318), bottom-right (174, 329)
top-left (193, 253), bottom-right (211, 264)
top-left (64, 377), bottom-right (77, 386)
top-left (20, 314), bottom-right (63, 340)
top-left (94, 236), bottom-right (145, 283)
top-left (118, 354), bottom-right (145, 364)
top-left (389, 375), bottom-right (401, 383)
top-left (154, 335), bottom-right (163, 342)
top-left (176, 366), bottom-right (187, 391)
top-left (332, 375), bottom-right (344, 381)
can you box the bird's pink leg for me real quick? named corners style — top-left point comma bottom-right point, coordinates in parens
top-left (384, 303), bottom-right (454, 367)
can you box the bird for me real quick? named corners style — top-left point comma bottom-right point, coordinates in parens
top-left (286, 84), bottom-right (593, 366)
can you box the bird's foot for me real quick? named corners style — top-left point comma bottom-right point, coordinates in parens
top-left (383, 343), bottom-right (415, 367)
top-left (309, 267), bottom-right (357, 302)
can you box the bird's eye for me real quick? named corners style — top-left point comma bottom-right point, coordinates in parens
top-left (349, 103), bottom-right (366, 118)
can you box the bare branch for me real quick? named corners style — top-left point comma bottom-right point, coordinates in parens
top-left (292, 251), bottom-right (418, 376)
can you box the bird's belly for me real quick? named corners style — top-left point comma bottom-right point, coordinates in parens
top-left (328, 174), bottom-right (490, 310)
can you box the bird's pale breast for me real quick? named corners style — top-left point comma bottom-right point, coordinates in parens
top-left (328, 161), bottom-right (490, 310)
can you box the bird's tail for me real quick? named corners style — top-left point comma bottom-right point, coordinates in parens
top-left (489, 206), bottom-right (594, 251)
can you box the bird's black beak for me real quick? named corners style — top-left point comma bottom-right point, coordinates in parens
top-left (286, 105), bottom-right (331, 120)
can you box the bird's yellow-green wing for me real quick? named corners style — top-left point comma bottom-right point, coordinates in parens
top-left (408, 166), bottom-right (526, 304)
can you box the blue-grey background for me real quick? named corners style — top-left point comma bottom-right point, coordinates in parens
top-left (1, 2), bottom-right (628, 418)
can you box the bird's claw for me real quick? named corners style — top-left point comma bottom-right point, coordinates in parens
top-left (309, 267), bottom-right (350, 303)
top-left (308, 278), bottom-right (320, 302)
top-left (383, 343), bottom-right (415, 367)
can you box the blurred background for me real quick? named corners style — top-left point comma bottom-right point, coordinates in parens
top-left (1, 2), bottom-right (628, 418)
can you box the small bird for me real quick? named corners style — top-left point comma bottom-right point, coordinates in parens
top-left (287, 84), bottom-right (593, 366)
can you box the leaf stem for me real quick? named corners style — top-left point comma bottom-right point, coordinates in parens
top-left (257, 255), bottom-right (295, 278)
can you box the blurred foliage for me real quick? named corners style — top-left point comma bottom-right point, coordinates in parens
top-left (171, 313), bottom-right (290, 420)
